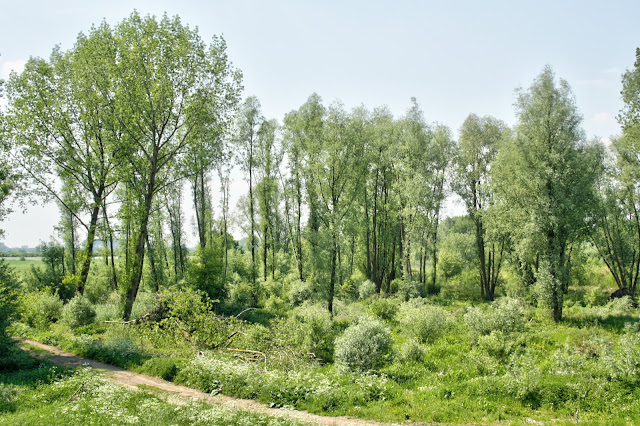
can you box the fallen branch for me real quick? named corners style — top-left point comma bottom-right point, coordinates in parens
top-left (227, 348), bottom-right (267, 370)
top-left (235, 307), bottom-right (257, 319)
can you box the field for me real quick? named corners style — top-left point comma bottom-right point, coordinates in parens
top-left (0, 258), bottom-right (42, 275)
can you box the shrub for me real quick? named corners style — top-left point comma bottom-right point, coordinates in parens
top-left (184, 245), bottom-right (226, 301)
top-left (396, 279), bottom-right (422, 301)
top-left (20, 290), bottom-right (63, 329)
top-left (138, 357), bottom-right (187, 381)
top-left (398, 301), bottom-right (452, 343)
top-left (368, 297), bottom-right (399, 321)
top-left (464, 297), bottom-right (525, 337)
top-left (289, 279), bottom-right (313, 306)
top-left (62, 296), bottom-right (96, 329)
top-left (358, 280), bottom-right (377, 300)
top-left (398, 339), bottom-right (425, 363)
top-left (584, 286), bottom-right (607, 307)
top-left (287, 303), bottom-right (338, 363)
top-left (0, 260), bottom-right (20, 341)
top-left (334, 319), bottom-right (393, 372)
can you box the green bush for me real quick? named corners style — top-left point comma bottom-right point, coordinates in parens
top-left (184, 245), bottom-right (225, 301)
top-left (20, 290), bottom-right (63, 329)
top-left (396, 279), bottom-right (422, 301)
top-left (138, 357), bottom-right (187, 381)
top-left (398, 301), bottom-right (452, 343)
top-left (289, 279), bottom-right (313, 306)
top-left (464, 297), bottom-right (525, 337)
top-left (358, 280), bottom-right (377, 300)
top-left (0, 260), bottom-right (20, 342)
top-left (334, 319), bottom-right (393, 372)
top-left (584, 286), bottom-right (608, 307)
top-left (368, 297), bottom-right (399, 321)
top-left (398, 339), bottom-right (425, 363)
top-left (62, 296), bottom-right (96, 329)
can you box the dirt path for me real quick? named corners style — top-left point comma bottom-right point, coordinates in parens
top-left (18, 339), bottom-right (391, 426)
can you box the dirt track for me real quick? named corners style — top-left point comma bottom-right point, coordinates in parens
top-left (18, 339), bottom-right (390, 426)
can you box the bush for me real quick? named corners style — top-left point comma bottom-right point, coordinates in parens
top-left (334, 319), bottom-right (393, 372)
top-left (398, 339), bottom-right (425, 363)
top-left (584, 286), bottom-right (607, 307)
top-left (138, 357), bottom-right (187, 381)
top-left (464, 297), bottom-right (525, 337)
top-left (368, 297), bottom-right (399, 321)
top-left (184, 245), bottom-right (225, 301)
top-left (289, 279), bottom-right (313, 306)
top-left (20, 290), bottom-right (63, 329)
top-left (0, 260), bottom-right (20, 341)
top-left (62, 296), bottom-right (97, 329)
top-left (358, 280), bottom-right (377, 300)
top-left (398, 301), bottom-right (452, 343)
top-left (396, 279), bottom-right (422, 301)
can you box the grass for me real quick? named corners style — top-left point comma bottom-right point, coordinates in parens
top-left (0, 351), bottom-right (305, 425)
top-left (2, 258), bottom-right (41, 275)
top-left (9, 281), bottom-right (640, 424)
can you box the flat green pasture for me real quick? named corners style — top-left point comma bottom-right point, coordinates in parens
top-left (1, 257), bottom-right (42, 275)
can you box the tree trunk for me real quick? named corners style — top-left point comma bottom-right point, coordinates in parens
top-left (77, 189), bottom-right (103, 295)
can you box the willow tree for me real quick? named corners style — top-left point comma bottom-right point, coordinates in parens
top-left (453, 114), bottom-right (510, 300)
top-left (233, 97), bottom-right (264, 298)
top-left (73, 12), bottom-right (241, 320)
top-left (5, 47), bottom-right (119, 295)
top-left (303, 100), bottom-right (366, 314)
top-left (492, 66), bottom-right (599, 322)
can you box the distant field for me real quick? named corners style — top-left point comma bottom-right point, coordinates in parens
top-left (2, 257), bottom-right (42, 275)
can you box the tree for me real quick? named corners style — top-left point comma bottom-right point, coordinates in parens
top-left (593, 48), bottom-right (640, 296)
top-left (492, 66), bottom-right (599, 321)
top-left (5, 48), bottom-right (120, 294)
top-left (453, 114), bottom-right (510, 300)
top-left (362, 107), bottom-right (401, 293)
top-left (590, 143), bottom-right (640, 294)
top-left (302, 98), bottom-right (366, 314)
top-left (71, 12), bottom-right (241, 320)
top-left (256, 118), bottom-right (282, 281)
top-left (233, 96), bottom-right (264, 300)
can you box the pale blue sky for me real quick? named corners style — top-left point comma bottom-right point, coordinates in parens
top-left (1, 0), bottom-right (638, 246)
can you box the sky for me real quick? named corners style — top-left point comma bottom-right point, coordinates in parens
top-left (1, 0), bottom-right (639, 247)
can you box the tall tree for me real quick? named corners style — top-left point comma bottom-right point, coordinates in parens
top-left (256, 118), bottom-right (282, 281)
top-left (453, 114), bottom-right (510, 300)
top-left (233, 96), bottom-right (263, 300)
top-left (72, 12), bottom-right (241, 320)
top-left (362, 107), bottom-right (401, 293)
top-left (593, 49), bottom-right (640, 295)
top-left (5, 47), bottom-right (120, 294)
top-left (303, 99), bottom-right (366, 314)
top-left (492, 66), bottom-right (599, 322)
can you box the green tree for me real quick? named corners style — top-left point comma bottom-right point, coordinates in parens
top-left (5, 48), bottom-right (120, 294)
top-left (256, 118), bottom-right (283, 281)
top-left (492, 66), bottom-right (599, 321)
top-left (593, 49), bottom-right (640, 296)
top-left (303, 99), bottom-right (366, 313)
top-left (233, 96), bottom-right (263, 300)
top-left (453, 114), bottom-right (510, 300)
top-left (71, 12), bottom-right (241, 320)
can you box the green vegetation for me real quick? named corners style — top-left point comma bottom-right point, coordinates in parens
top-left (0, 354), bottom-right (302, 425)
top-left (2, 10), bottom-right (640, 426)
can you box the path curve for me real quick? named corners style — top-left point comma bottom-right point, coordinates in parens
top-left (18, 338), bottom-right (391, 426)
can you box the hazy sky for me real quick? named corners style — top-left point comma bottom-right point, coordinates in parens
top-left (1, 0), bottom-right (638, 247)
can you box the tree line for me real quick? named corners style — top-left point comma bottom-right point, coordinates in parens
top-left (1, 12), bottom-right (639, 322)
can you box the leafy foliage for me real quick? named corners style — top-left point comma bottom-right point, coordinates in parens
top-left (334, 319), bottom-right (393, 372)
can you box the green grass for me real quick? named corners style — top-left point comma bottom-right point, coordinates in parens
top-left (0, 352), bottom-right (304, 425)
top-left (10, 284), bottom-right (640, 424)
top-left (2, 258), bottom-right (41, 276)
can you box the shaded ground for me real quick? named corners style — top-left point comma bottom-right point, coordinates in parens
top-left (18, 338), bottom-right (388, 426)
